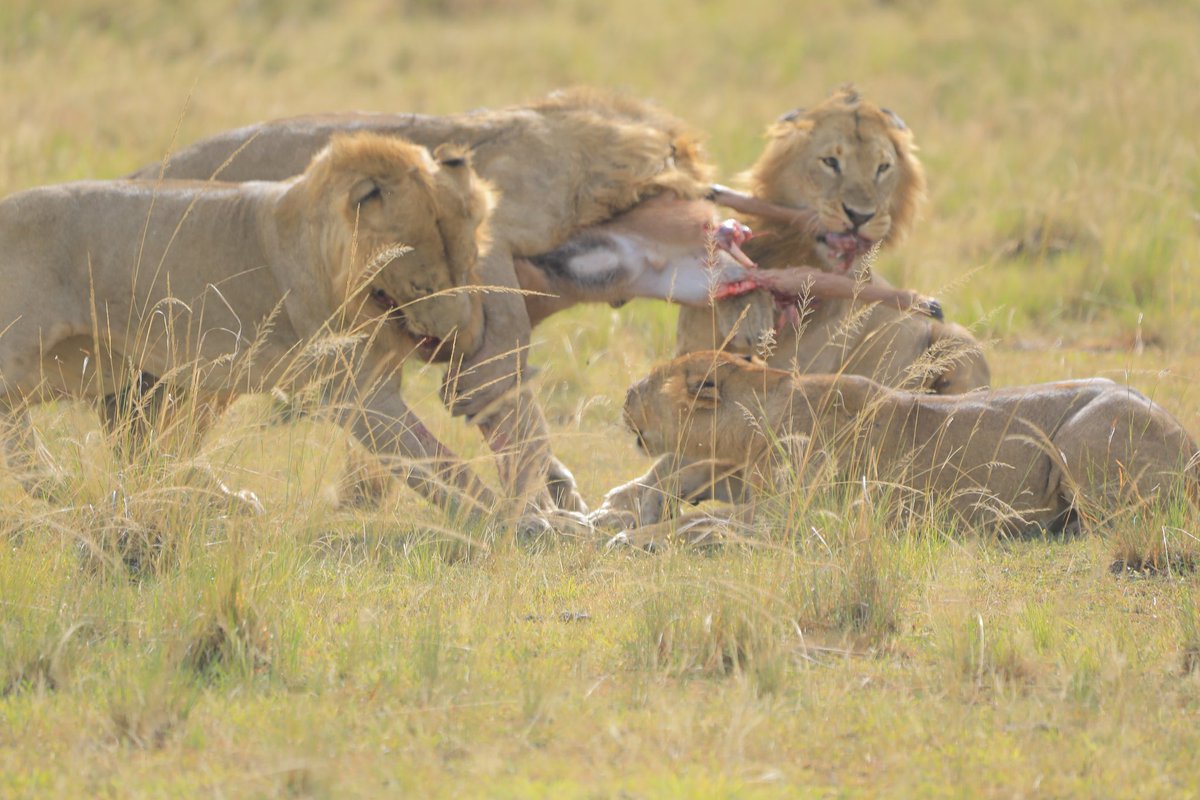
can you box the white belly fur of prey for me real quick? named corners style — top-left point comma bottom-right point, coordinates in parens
top-left (563, 231), bottom-right (750, 306)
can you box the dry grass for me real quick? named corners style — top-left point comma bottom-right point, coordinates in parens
top-left (2, 0), bottom-right (1200, 797)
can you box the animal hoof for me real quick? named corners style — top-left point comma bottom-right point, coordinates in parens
top-left (546, 459), bottom-right (589, 515)
top-left (921, 297), bottom-right (944, 321)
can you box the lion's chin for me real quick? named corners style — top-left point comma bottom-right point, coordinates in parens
top-left (817, 231), bottom-right (876, 274)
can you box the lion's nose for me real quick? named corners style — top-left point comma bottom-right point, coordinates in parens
top-left (843, 204), bottom-right (875, 229)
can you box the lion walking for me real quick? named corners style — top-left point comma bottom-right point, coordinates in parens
top-left (0, 133), bottom-right (508, 523)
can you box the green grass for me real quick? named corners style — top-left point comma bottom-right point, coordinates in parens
top-left (3, 0), bottom-right (1200, 796)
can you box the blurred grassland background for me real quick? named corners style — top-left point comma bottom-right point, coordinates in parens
top-left (2, 0), bottom-right (1200, 797)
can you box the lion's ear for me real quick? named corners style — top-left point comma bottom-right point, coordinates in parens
top-left (685, 375), bottom-right (721, 409)
top-left (880, 108), bottom-right (908, 131)
top-left (734, 353), bottom-right (768, 368)
top-left (349, 177), bottom-right (383, 209)
top-left (432, 143), bottom-right (471, 170)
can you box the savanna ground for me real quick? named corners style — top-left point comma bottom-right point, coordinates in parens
top-left (2, 0), bottom-right (1200, 796)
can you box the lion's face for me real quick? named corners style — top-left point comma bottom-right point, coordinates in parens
top-left (624, 351), bottom-right (791, 462)
top-left (304, 134), bottom-right (495, 362)
top-left (747, 87), bottom-right (926, 273)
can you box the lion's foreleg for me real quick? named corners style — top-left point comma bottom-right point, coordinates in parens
top-left (441, 245), bottom-right (583, 517)
top-left (469, 381), bottom-right (581, 516)
top-left (927, 322), bottom-right (991, 394)
top-left (607, 503), bottom-right (757, 551)
top-left (590, 456), bottom-right (745, 530)
top-left (440, 247), bottom-right (533, 419)
top-left (675, 293), bottom-right (778, 357)
top-left (346, 387), bottom-right (499, 524)
top-left (589, 455), bottom-right (679, 530)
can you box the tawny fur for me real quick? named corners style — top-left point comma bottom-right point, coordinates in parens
top-left (132, 88), bottom-right (958, 519)
top-left (0, 133), bottom-right (500, 521)
top-left (596, 89), bottom-right (988, 532)
top-left (129, 88), bottom-right (727, 516)
top-left (619, 352), bottom-right (1198, 546)
top-left (676, 87), bottom-right (988, 396)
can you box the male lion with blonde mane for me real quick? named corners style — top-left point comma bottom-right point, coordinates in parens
top-left (681, 85), bottom-right (989, 392)
top-left (612, 351), bottom-right (1198, 549)
top-left (592, 87), bottom-right (991, 529)
top-left (128, 88), bottom-right (936, 520)
top-left (0, 132), bottom-right (508, 524)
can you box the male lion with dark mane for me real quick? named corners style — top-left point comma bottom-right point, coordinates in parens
top-left (612, 351), bottom-right (1198, 549)
top-left (0, 132), bottom-right (505, 523)
top-left (127, 87), bottom-right (936, 521)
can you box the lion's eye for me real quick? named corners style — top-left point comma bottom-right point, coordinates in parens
top-left (876, 162), bottom-right (892, 178)
top-left (820, 156), bottom-right (841, 173)
top-left (356, 186), bottom-right (382, 207)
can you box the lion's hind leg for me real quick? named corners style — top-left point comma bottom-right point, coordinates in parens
top-left (590, 457), bottom-right (748, 531)
top-left (99, 371), bottom-right (262, 516)
top-left (1, 405), bottom-right (68, 503)
top-left (100, 371), bottom-right (169, 458)
top-left (1052, 389), bottom-right (1199, 519)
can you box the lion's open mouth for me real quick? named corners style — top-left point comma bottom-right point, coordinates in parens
top-left (370, 287), bottom-right (444, 357)
top-left (817, 231), bottom-right (875, 274)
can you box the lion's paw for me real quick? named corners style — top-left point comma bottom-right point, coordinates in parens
top-left (603, 530), bottom-right (660, 553)
top-left (513, 507), bottom-right (593, 542)
top-left (587, 505), bottom-right (641, 532)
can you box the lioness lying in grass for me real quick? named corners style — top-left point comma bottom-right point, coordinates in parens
top-left (614, 351), bottom-right (1198, 548)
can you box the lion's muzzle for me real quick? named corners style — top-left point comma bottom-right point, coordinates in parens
top-left (370, 286), bottom-right (481, 362)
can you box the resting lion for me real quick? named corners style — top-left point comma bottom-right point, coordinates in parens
top-left (592, 88), bottom-right (990, 530)
top-left (613, 351), bottom-right (1198, 548)
top-left (127, 88), bottom-right (935, 517)
top-left (0, 132), bottom-right (508, 524)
